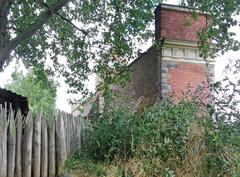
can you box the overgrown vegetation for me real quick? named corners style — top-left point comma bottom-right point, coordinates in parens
top-left (64, 88), bottom-right (240, 177)
top-left (5, 70), bottom-right (57, 116)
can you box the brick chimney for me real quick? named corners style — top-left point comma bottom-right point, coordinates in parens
top-left (154, 4), bottom-right (214, 101)
top-left (155, 4), bottom-right (210, 41)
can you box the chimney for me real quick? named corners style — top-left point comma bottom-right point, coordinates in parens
top-left (154, 4), bottom-right (214, 102)
top-left (154, 4), bottom-right (210, 41)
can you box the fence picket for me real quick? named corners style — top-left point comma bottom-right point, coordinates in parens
top-left (56, 112), bottom-right (67, 174)
top-left (47, 118), bottom-right (56, 177)
top-left (15, 111), bottom-right (23, 177)
top-left (7, 109), bottom-right (16, 177)
top-left (22, 112), bottom-right (33, 177)
top-left (33, 112), bottom-right (42, 177)
top-left (0, 107), bottom-right (8, 177)
top-left (40, 118), bottom-right (48, 177)
top-left (63, 113), bottom-right (69, 156)
top-left (0, 107), bottom-right (86, 177)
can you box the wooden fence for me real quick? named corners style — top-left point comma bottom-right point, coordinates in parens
top-left (0, 106), bottom-right (87, 177)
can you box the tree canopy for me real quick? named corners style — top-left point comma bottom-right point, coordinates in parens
top-left (181, 0), bottom-right (240, 59)
top-left (0, 0), bottom-right (239, 96)
top-left (5, 70), bottom-right (57, 116)
top-left (0, 0), bottom-right (159, 95)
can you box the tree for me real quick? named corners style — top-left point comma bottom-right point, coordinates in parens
top-left (0, 0), bottom-right (159, 96)
top-left (5, 70), bottom-right (57, 116)
top-left (180, 0), bottom-right (240, 58)
top-left (0, 0), bottom-right (239, 96)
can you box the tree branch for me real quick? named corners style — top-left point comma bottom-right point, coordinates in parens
top-left (0, 0), bottom-right (70, 69)
top-left (39, 1), bottom-right (88, 36)
top-left (6, 26), bottom-right (22, 33)
top-left (0, 0), bottom-right (12, 68)
top-left (56, 12), bottom-right (88, 36)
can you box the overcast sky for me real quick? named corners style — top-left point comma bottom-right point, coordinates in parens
top-left (0, 0), bottom-right (239, 113)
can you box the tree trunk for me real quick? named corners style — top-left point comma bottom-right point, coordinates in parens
top-left (0, 0), bottom-right (11, 69)
top-left (0, 0), bottom-right (70, 70)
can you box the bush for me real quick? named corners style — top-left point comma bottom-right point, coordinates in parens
top-left (84, 98), bottom-right (140, 161)
top-left (65, 94), bottom-right (240, 177)
top-left (133, 101), bottom-right (198, 161)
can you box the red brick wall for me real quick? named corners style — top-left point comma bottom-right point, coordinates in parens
top-left (130, 49), bottom-right (157, 103)
top-left (168, 62), bottom-right (208, 101)
top-left (116, 47), bottom-right (158, 105)
top-left (116, 5), bottom-right (214, 105)
top-left (156, 7), bottom-right (208, 41)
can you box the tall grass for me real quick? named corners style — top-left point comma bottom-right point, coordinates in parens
top-left (65, 94), bottom-right (240, 177)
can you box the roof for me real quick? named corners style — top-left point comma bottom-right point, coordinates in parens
top-left (0, 88), bottom-right (29, 113)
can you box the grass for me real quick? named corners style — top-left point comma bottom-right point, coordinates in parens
top-left (64, 96), bottom-right (240, 177)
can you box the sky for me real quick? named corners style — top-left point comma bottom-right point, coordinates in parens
top-left (0, 0), bottom-right (239, 113)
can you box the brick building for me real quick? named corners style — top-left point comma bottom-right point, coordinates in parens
top-left (72, 3), bottom-right (215, 117)
top-left (111, 4), bottom-right (214, 104)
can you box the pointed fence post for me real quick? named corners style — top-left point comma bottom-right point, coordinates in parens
top-left (7, 108), bottom-right (16, 177)
top-left (63, 112), bottom-right (70, 156)
top-left (76, 118), bottom-right (82, 150)
top-left (56, 112), bottom-right (67, 175)
top-left (40, 118), bottom-right (48, 177)
top-left (15, 110), bottom-right (23, 177)
top-left (0, 105), bottom-right (86, 177)
top-left (22, 112), bottom-right (33, 177)
top-left (47, 118), bottom-right (56, 177)
top-left (0, 106), bottom-right (8, 177)
top-left (32, 112), bottom-right (42, 177)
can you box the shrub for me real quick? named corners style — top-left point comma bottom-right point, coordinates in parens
top-left (65, 93), bottom-right (240, 176)
top-left (82, 103), bottom-right (136, 161)
top-left (133, 101), bottom-right (198, 161)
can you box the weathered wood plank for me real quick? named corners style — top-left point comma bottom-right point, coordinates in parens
top-left (40, 118), bottom-right (48, 177)
top-left (72, 117), bottom-right (76, 152)
top-left (7, 109), bottom-right (16, 177)
top-left (15, 111), bottom-right (23, 177)
top-left (47, 118), bottom-right (56, 177)
top-left (32, 112), bottom-right (42, 177)
top-left (67, 114), bottom-right (71, 156)
top-left (63, 113), bottom-right (69, 156)
top-left (76, 118), bottom-right (82, 149)
top-left (1, 105), bottom-right (86, 177)
top-left (0, 107), bottom-right (8, 177)
top-left (22, 112), bottom-right (33, 177)
top-left (56, 112), bottom-right (67, 175)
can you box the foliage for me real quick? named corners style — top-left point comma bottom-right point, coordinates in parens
top-left (5, 70), bottom-right (57, 116)
top-left (1, 1), bottom-right (239, 97)
top-left (82, 102), bottom-right (135, 162)
top-left (65, 91), bottom-right (240, 177)
top-left (214, 59), bottom-right (240, 120)
top-left (60, 1), bottom-right (240, 176)
top-left (133, 101), bottom-right (198, 161)
top-left (0, 0), bottom-right (161, 97)
top-left (181, 0), bottom-right (240, 59)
